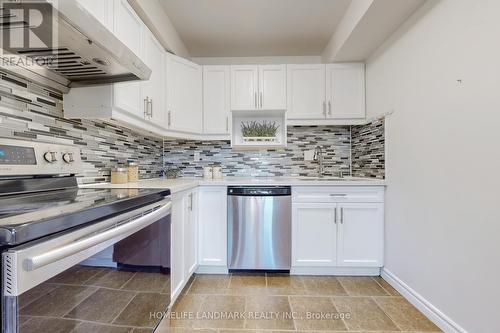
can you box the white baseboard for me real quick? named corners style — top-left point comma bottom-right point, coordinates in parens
top-left (195, 265), bottom-right (229, 274)
top-left (381, 268), bottom-right (468, 333)
top-left (291, 266), bottom-right (381, 276)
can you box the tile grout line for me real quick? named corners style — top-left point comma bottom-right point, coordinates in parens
top-left (329, 295), bottom-right (349, 332)
top-left (109, 290), bottom-right (140, 326)
top-left (371, 295), bottom-right (404, 332)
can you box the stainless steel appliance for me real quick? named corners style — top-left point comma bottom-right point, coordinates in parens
top-left (0, 0), bottom-right (151, 92)
top-left (0, 138), bottom-right (171, 333)
top-left (227, 186), bottom-right (291, 271)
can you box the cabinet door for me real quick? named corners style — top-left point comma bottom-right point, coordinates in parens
top-left (325, 63), bottom-right (365, 119)
top-left (112, 0), bottom-right (143, 118)
top-left (198, 187), bottom-right (227, 267)
top-left (142, 30), bottom-right (165, 127)
top-left (184, 191), bottom-right (198, 277)
top-left (287, 64), bottom-right (326, 119)
top-left (77, 0), bottom-right (113, 30)
top-left (292, 203), bottom-right (337, 267)
top-left (203, 66), bottom-right (231, 135)
top-left (337, 203), bottom-right (384, 267)
top-left (171, 194), bottom-right (185, 301)
top-left (230, 65), bottom-right (258, 110)
top-left (259, 64), bottom-right (286, 110)
top-left (167, 54), bottom-right (203, 133)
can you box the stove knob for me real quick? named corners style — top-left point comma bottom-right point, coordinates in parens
top-left (62, 153), bottom-right (74, 164)
top-left (43, 151), bottom-right (58, 163)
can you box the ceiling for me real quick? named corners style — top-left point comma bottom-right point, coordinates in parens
top-left (158, 0), bottom-right (351, 57)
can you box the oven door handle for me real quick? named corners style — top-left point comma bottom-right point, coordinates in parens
top-left (25, 200), bottom-right (172, 271)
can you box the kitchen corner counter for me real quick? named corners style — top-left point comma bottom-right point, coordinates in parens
top-left (80, 176), bottom-right (385, 193)
top-left (80, 178), bottom-right (200, 194)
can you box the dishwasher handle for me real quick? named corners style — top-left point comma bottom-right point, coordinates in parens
top-left (227, 186), bottom-right (291, 196)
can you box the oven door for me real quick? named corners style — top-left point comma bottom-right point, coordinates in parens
top-left (2, 198), bottom-right (171, 333)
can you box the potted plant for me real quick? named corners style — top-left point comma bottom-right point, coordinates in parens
top-left (241, 121), bottom-right (279, 143)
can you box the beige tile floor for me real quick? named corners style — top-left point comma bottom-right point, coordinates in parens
top-left (19, 265), bottom-right (170, 333)
top-left (156, 273), bottom-right (441, 333)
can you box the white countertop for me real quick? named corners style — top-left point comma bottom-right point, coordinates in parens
top-left (80, 177), bottom-right (385, 194)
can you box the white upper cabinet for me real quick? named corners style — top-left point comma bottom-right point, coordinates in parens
top-left (166, 54), bottom-right (203, 134)
top-left (142, 29), bottom-right (166, 127)
top-left (77, 0), bottom-right (113, 30)
top-left (337, 203), bottom-right (384, 267)
top-left (231, 65), bottom-right (286, 110)
top-left (325, 63), bottom-right (365, 119)
top-left (112, 0), bottom-right (144, 119)
top-left (203, 66), bottom-right (231, 135)
top-left (287, 64), bottom-right (326, 120)
top-left (230, 65), bottom-right (259, 110)
top-left (259, 64), bottom-right (287, 110)
top-left (287, 63), bottom-right (365, 124)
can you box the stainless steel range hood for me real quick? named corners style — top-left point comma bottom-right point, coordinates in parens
top-left (0, 0), bottom-right (151, 93)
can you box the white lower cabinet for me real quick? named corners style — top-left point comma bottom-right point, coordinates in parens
top-left (292, 186), bottom-right (384, 275)
top-left (170, 193), bottom-right (185, 302)
top-left (337, 203), bottom-right (384, 267)
top-left (292, 203), bottom-right (337, 266)
top-left (197, 186), bottom-right (227, 272)
top-left (171, 188), bottom-right (198, 303)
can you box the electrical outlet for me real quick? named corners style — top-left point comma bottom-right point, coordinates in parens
top-left (193, 152), bottom-right (201, 161)
top-left (304, 150), bottom-right (315, 161)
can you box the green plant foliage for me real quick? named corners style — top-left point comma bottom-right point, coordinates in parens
top-left (240, 121), bottom-right (279, 137)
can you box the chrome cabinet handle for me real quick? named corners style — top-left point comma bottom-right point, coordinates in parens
top-left (254, 92), bottom-right (257, 109)
top-left (149, 98), bottom-right (153, 118)
top-left (188, 193), bottom-right (193, 211)
top-left (260, 91), bottom-right (263, 108)
top-left (144, 97), bottom-right (149, 118)
top-left (226, 116), bottom-right (229, 132)
top-left (323, 101), bottom-right (326, 117)
top-left (329, 193), bottom-right (347, 197)
top-left (168, 110), bottom-right (171, 127)
top-left (328, 101), bottom-right (332, 116)
top-left (334, 207), bottom-right (337, 224)
top-left (340, 207), bottom-right (344, 224)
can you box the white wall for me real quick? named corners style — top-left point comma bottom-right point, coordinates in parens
top-left (366, 0), bottom-right (500, 332)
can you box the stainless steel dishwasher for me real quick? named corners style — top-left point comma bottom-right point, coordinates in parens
top-left (227, 186), bottom-right (291, 271)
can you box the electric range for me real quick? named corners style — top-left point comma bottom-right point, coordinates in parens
top-left (0, 138), bottom-right (172, 333)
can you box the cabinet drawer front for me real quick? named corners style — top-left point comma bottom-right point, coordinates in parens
top-left (292, 186), bottom-right (384, 203)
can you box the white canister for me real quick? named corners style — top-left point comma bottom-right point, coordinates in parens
top-left (203, 166), bottom-right (213, 179)
top-left (212, 166), bottom-right (223, 179)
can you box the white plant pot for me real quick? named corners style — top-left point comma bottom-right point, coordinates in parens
top-left (242, 136), bottom-right (277, 143)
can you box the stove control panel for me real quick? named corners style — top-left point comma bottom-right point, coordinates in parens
top-left (0, 138), bottom-right (82, 176)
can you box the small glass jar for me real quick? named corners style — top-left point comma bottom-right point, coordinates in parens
top-left (127, 162), bottom-right (139, 182)
top-left (111, 167), bottom-right (128, 184)
top-left (212, 166), bottom-right (223, 179)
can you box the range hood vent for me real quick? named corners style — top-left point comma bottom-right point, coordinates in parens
top-left (0, 1), bottom-right (151, 93)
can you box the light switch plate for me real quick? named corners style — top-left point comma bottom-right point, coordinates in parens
top-left (304, 150), bottom-right (315, 161)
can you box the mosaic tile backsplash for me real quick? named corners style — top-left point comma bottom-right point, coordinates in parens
top-left (351, 118), bottom-right (385, 179)
top-left (0, 70), bottom-right (163, 184)
top-left (0, 70), bottom-right (384, 182)
top-left (163, 126), bottom-right (352, 177)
